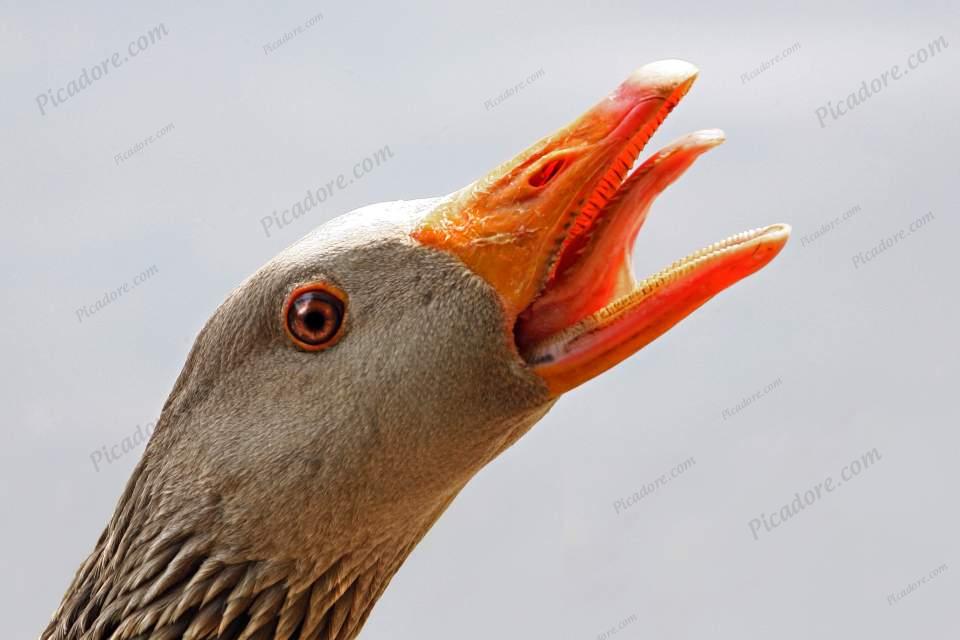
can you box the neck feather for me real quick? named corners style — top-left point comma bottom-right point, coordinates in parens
top-left (40, 457), bottom-right (427, 640)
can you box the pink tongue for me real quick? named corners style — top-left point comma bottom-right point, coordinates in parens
top-left (515, 129), bottom-right (724, 350)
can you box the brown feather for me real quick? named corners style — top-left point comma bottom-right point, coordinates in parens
top-left (41, 200), bottom-right (553, 639)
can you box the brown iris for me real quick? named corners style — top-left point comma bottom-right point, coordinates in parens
top-left (284, 284), bottom-right (347, 350)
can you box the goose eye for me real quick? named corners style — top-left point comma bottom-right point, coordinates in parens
top-left (284, 284), bottom-right (347, 351)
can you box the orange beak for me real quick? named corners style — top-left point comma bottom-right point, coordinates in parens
top-left (413, 60), bottom-right (789, 395)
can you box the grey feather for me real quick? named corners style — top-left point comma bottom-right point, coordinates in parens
top-left (41, 199), bottom-right (554, 640)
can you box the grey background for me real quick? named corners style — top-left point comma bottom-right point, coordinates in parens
top-left (3, 1), bottom-right (958, 638)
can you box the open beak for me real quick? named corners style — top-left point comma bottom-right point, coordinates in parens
top-left (413, 60), bottom-right (789, 396)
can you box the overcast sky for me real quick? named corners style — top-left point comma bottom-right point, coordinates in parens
top-left (2, 1), bottom-right (958, 638)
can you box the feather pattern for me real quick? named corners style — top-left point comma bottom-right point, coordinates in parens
top-left (40, 461), bottom-right (403, 640)
top-left (41, 199), bottom-right (554, 640)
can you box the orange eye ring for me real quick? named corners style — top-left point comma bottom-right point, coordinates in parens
top-left (282, 283), bottom-right (348, 351)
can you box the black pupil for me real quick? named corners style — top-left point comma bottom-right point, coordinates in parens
top-left (303, 309), bottom-right (327, 332)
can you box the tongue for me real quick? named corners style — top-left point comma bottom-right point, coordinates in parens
top-left (515, 129), bottom-right (725, 349)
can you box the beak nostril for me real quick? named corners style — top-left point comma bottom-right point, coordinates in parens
top-left (529, 158), bottom-right (566, 187)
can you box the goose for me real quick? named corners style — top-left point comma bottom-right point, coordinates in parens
top-left (42, 60), bottom-right (789, 640)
